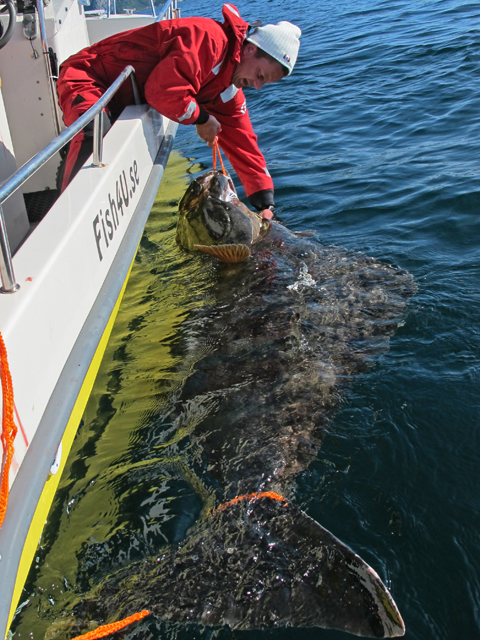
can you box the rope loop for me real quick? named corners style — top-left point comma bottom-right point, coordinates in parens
top-left (0, 331), bottom-right (16, 528)
top-left (212, 139), bottom-right (227, 176)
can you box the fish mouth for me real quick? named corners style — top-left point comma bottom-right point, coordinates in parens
top-left (197, 171), bottom-right (237, 203)
top-left (177, 171), bottom-right (237, 214)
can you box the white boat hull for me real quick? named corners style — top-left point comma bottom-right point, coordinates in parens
top-left (0, 105), bottom-right (178, 637)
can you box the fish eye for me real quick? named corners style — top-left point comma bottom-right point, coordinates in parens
top-left (191, 181), bottom-right (202, 195)
top-left (179, 178), bottom-right (202, 209)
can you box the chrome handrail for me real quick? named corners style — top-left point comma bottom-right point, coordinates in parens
top-left (0, 65), bottom-right (140, 294)
top-left (156, 0), bottom-right (178, 21)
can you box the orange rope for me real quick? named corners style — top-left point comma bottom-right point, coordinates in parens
top-left (69, 610), bottom-right (150, 640)
top-left (0, 331), bottom-right (16, 528)
top-left (212, 139), bottom-right (227, 176)
top-left (215, 491), bottom-right (288, 513)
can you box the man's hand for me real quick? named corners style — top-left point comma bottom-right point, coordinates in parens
top-left (261, 208), bottom-right (274, 220)
top-left (196, 115), bottom-right (222, 147)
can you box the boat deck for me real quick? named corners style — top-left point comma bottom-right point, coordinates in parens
top-left (23, 190), bottom-right (60, 224)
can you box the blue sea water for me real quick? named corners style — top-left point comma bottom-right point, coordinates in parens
top-left (11, 1), bottom-right (480, 639)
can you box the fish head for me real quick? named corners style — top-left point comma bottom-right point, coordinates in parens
top-left (176, 170), bottom-right (271, 263)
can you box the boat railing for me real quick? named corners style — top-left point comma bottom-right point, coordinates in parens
top-left (37, 0), bottom-right (63, 137)
top-left (0, 65), bottom-right (141, 295)
top-left (156, 0), bottom-right (179, 21)
top-left (85, 0), bottom-right (180, 20)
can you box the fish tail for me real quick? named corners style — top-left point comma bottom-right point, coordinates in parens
top-left (46, 495), bottom-right (405, 638)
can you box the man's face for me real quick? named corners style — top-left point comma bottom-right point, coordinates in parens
top-left (232, 43), bottom-right (285, 90)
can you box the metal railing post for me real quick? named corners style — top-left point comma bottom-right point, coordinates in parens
top-left (156, 0), bottom-right (175, 21)
top-left (36, 0), bottom-right (63, 138)
top-left (92, 112), bottom-right (104, 167)
top-left (130, 72), bottom-right (141, 105)
top-left (0, 205), bottom-right (19, 293)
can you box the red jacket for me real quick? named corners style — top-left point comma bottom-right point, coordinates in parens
top-left (58, 4), bottom-right (274, 200)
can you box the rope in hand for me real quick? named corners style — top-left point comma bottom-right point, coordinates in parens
top-left (69, 610), bottom-right (150, 640)
top-left (0, 331), bottom-right (16, 528)
top-left (212, 138), bottom-right (275, 221)
top-left (212, 138), bottom-right (227, 176)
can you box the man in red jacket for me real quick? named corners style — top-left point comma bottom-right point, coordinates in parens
top-left (56, 4), bottom-right (301, 215)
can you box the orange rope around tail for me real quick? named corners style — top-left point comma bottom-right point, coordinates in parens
top-left (215, 491), bottom-right (288, 513)
top-left (212, 139), bottom-right (227, 175)
top-left (0, 331), bottom-right (17, 528)
top-left (70, 610), bottom-right (150, 640)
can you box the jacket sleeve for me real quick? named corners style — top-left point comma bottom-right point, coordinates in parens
top-left (206, 89), bottom-right (274, 198)
top-left (144, 25), bottom-right (226, 125)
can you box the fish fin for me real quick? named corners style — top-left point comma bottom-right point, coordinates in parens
top-left (194, 244), bottom-right (251, 263)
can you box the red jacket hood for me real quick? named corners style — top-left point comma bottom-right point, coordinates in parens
top-left (221, 4), bottom-right (250, 65)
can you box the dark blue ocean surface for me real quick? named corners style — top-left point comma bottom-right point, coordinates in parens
top-left (12, 1), bottom-right (480, 639)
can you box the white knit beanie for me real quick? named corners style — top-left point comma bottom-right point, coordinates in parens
top-left (246, 21), bottom-right (302, 75)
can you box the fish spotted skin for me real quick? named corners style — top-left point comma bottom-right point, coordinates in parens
top-left (48, 175), bottom-right (415, 638)
top-left (173, 223), bottom-right (414, 503)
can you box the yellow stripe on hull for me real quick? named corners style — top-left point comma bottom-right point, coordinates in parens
top-left (5, 263), bottom-right (134, 638)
